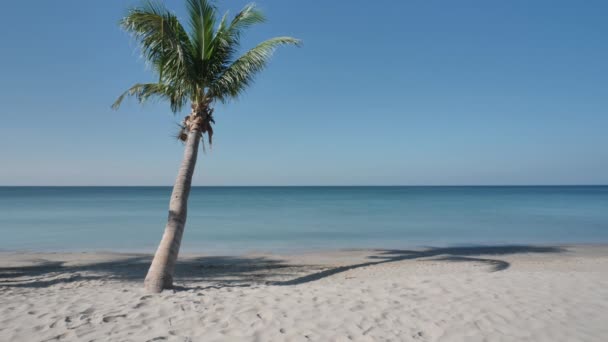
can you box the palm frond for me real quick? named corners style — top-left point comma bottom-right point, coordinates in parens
top-left (112, 83), bottom-right (188, 113)
top-left (186, 0), bottom-right (217, 61)
top-left (202, 4), bottom-right (266, 85)
top-left (226, 3), bottom-right (265, 42)
top-left (114, 0), bottom-right (300, 126)
top-left (121, 1), bottom-right (194, 85)
top-left (208, 37), bottom-right (301, 101)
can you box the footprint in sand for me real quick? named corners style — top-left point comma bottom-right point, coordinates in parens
top-left (102, 314), bottom-right (127, 323)
top-left (79, 307), bottom-right (95, 320)
top-left (134, 295), bottom-right (154, 309)
top-left (58, 307), bottom-right (97, 330)
top-left (133, 302), bottom-right (147, 309)
top-left (41, 332), bottom-right (69, 342)
top-left (412, 331), bottom-right (425, 339)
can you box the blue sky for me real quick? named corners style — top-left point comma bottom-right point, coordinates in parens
top-left (0, 0), bottom-right (606, 185)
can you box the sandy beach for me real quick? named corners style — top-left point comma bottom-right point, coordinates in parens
top-left (1, 245), bottom-right (607, 341)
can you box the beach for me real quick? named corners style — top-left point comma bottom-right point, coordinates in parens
top-left (2, 0), bottom-right (606, 340)
top-left (1, 245), bottom-right (607, 341)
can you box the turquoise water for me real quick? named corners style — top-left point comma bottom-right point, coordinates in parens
top-left (0, 186), bottom-right (607, 253)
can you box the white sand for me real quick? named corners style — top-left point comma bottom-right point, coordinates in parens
top-left (1, 245), bottom-right (607, 341)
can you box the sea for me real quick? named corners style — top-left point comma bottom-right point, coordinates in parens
top-left (0, 186), bottom-right (607, 253)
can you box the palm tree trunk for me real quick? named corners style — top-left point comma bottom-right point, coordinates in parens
top-left (144, 126), bottom-right (201, 293)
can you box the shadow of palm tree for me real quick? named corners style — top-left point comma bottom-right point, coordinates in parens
top-left (272, 245), bottom-right (565, 286)
top-left (0, 245), bottom-right (565, 289)
top-left (0, 255), bottom-right (305, 289)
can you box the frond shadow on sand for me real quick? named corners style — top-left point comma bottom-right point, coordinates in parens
top-left (0, 245), bottom-right (565, 289)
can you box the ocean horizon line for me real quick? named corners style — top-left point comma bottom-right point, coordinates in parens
top-left (1, 184), bottom-right (607, 188)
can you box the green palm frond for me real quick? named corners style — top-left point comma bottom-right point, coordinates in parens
top-left (120, 1), bottom-right (193, 86)
top-left (226, 3), bottom-right (266, 43)
top-left (112, 83), bottom-right (188, 112)
top-left (114, 0), bottom-right (300, 118)
top-left (202, 3), bottom-right (266, 80)
top-left (186, 0), bottom-right (217, 61)
top-left (209, 37), bottom-right (301, 102)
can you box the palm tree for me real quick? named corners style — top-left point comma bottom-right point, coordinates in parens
top-left (112, 0), bottom-right (300, 293)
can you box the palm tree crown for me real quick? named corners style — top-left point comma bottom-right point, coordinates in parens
top-left (113, 0), bottom-right (300, 144)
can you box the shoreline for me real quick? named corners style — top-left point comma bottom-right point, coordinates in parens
top-left (3, 241), bottom-right (608, 257)
top-left (2, 244), bottom-right (608, 341)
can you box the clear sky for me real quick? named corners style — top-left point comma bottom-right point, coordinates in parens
top-left (0, 0), bottom-right (606, 185)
